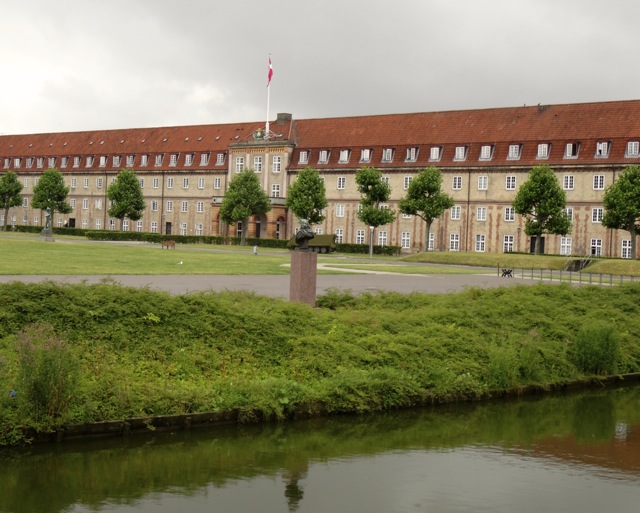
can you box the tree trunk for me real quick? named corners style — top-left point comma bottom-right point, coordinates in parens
top-left (240, 217), bottom-right (248, 246)
top-left (534, 234), bottom-right (542, 255)
top-left (3, 207), bottom-right (9, 231)
top-left (631, 224), bottom-right (638, 260)
top-left (425, 221), bottom-right (432, 252)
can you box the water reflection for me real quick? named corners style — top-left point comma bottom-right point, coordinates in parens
top-left (1, 386), bottom-right (639, 513)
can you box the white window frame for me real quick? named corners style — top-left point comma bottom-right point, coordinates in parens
top-left (378, 230), bottom-right (388, 247)
top-left (449, 234), bottom-right (460, 251)
top-left (180, 223), bottom-right (187, 236)
top-left (429, 146), bottom-right (441, 161)
top-left (478, 175), bottom-right (488, 190)
top-left (272, 155), bottom-right (282, 173)
top-left (196, 201), bottom-right (204, 213)
top-left (198, 177), bottom-right (205, 189)
top-left (214, 177), bottom-right (221, 189)
top-left (318, 150), bottom-right (329, 164)
top-left (477, 207), bottom-right (487, 221)
top-left (201, 153), bottom-right (212, 166)
top-left (336, 204), bottom-right (345, 218)
top-left (593, 175), bottom-right (605, 190)
top-left (140, 155), bottom-right (149, 166)
top-left (151, 200), bottom-right (158, 212)
top-left (167, 177), bottom-right (174, 189)
top-left (113, 155), bottom-right (121, 167)
top-left (507, 144), bottom-right (521, 160)
top-left (195, 223), bottom-right (203, 236)
top-left (626, 141), bottom-right (639, 158)
top-left (166, 201), bottom-right (173, 212)
top-left (454, 146), bottom-right (466, 161)
top-left (182, 177), bottom-right (189, 189)
top-left (254, 156), bottom-right (263, 173)
top-left (506, 175), bottom-right (517, 190)
top-left (480, 145), bottom-right (493, 160)
top-left (215, 153), bottom-right (225, 166)
top-left (537, 143), bottom-right (549, 159)
top-left (504, 207), bottom-right (515, 222)
top-left (591, 238), bottom-right (602, 257)
top-left (356, 229), bottom-right (365, 244)
top-left (83, 177), bottom-right (89, 189)
top-left (48, 157), bottom-right (56, 168)
top-left (335, 228), bottom-right (344, 244)
top-left (563, 207), bottom-right (573, 221)
top-left (401, 231), bottom-right (411, 249)
top-left (565, 143), bottom-right (579, 158)
top-left (185, 153), bottom-right (194, 166)
top-left (403, 176), bottom-right (413, 190)
top-left (338, 150), bottom-right (350, 163)
top-left (169, 154), bottom-right (178, 166)
top-left (563, 175), bottom-right (574, 190)
top-left (452, 176), bottom-right (462, 190)
top-left (154, 154), bottom-right (164, 166)
top-left (299, 150), bottom-right (309, 164)
top-left (595, 141), bottom-right (609, 157)
top-left (181, 201), bottom-right (188, 213)
top-left (504, 235), bottom-right (514, 253)
top-left (271, 183), bottom-right (281, 197)
top-left (235, 156), bottom-right (244, 173)
top-left (450, 205), bottom-right (461, 220)
top-left (337, 176), bottom-right (346, 190)
top-left (475, 234), bottom-right (486, 252)
top-left (622, 239), bottom-right (632, 259)
top-left (560, 237), bottom-right (572, 256)
top-left (360, 149), bottom-right (371, 163)
top-left (592, 207), bottom-right (603, 223)
top-left (126, 155), bottom-right (135, 167)
top-left (151, 221), bottom-right (158, 233)
top-left (153, 177), bottom-right (159, 189)
top-left (382, 148), bottom-right (394, 162)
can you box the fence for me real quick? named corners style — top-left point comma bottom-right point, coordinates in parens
top-left (497, 266), bottom-right (638, 286)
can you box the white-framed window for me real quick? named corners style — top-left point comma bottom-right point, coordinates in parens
top-left (82, 199), bottom-right (89, 210)
top-left (562, 207), bottom-right (573, 221)
top-left (94, 218), bottom-right (101, 229)
top-left (86, 156), bottom-right (94, 167)
top-left (95, 199), bottom-right (102, 210)
top-left (537, 143), bottom-right (549, 159)
top-left (478, 175), bottom-right (488, 190)
top-left (356, 229), bottom-right (365, 244)
top-left (196, 201), bottom-right (204, 213)
top-left (33, 215), bottom-right (39, 225)
top-left (96, 178), bottom-right (103, 188)
top-left (475, 234), bottom-right (486, 252)
top-left (197, 177), bottom-right (205, 189)
top-left (450, 205), bottom-right (461, 220)
top-left (185, 153), bottom-right (194, 166)
top-left (201, 153), bottom-right (211, 166)
top-left (338, 150), bottom-right (350, 163)
top-left (593, 175), bottom-right (605, 190)
top-left (507, 144), bottom-right (521, 160)
top-left (153, 177), bottom-right (159, 189)
top-left (592, 207), bottom-right (603, 223)
top-left (560, 237), bottom-right (572, 256)
top-left (22, 197), bottom-right (28, 208)
top-left (626, 141), bottom-right (639, 158)
top-left (402, 212), bottom-right (412, 219)
top-left (452, 176), bottom-right (462, 190)
top-left (450, 234), bottom-right (460, 251)
top-left (403, 176), bottom-right (413, 190)
top-left (182, 177), bottom-right (189, 189)
top-left (155, 154), bottom-right (164, 166)
top-left (111, 155), bottom-right (121, 167)
top-left (180, 223), bottom-right (187, 236)
top-left (335, 228), bottom-right (344, 243)
top-left (235, 156), bottom-right (244, 172)
top-left (563, 175), bottom-right (574, 190)
top-left (151, 221), bottom-right (158, 233)
top-left (126, 155), bottom-right (135, 167)
top-left (14, 158), bottom-right (23, 168)
top-left (70, 199), bottom-right (76, 210)
top-left (299, 150), bottom-right (309, 164)
top-left (167, 177), bottom-right (174, 189)
top-left (429, 146), bottom-right (441, 161)
top-left (3, 158), bottom-right (9, 169)
top-left (401, 231), bottom-right (411, 249)
top-left (480, 145), bottom-right (493, 160)
top-left (378, 230), bottom-right (388, 246)
top-left (61, 156), bottom-right (69, 168)
top-left (23, 177), bottom-right (29, 187)
top-left (101, 156), bottom-right (109, 167)
top-left (314, 227), bottom-right (323, 235)
top-left (595, 141), bottom-right (609, 157)
top-left (136, 220), bottom-right (143, 232)
top-left (35, 157), bottom-right (42, 169)
top-left (215, 153), bottom-right (225, 165)
top-left (504, 235), bottom-right (514, 253)
top-left (565, 143), bottom-right (579, 158)
top-left (381, 176), bottom-right (389, 186)
top-left (272, 184), bottom-right (281, 197)
top-left (56, 217), bottom-right (63, 227)
top-left (454, 146), bottom-right (467, 161)
top-left (591, 238), bottom-right (602, 257)
top-left (477, 207), bottom-right (487, 221)
top-left (337, 176), bottom-right (346, 190)
top-left (195, 223), bottom-right (203, 236)
top-left (406, 147), bottom-right (418, 162)
top-left (48, 157), bottom-right (56, 168)
top-left (138, 178), bottom-right (144, 189)
top-left (336, 204), bottom-right (345, 217)
top-left (181, 201), bottom-right (188, 213)
top-left (318, 150), bottom-right (329, 164)
top-left (506, 175), bottom-right (517, 190)
top-left (82, 219), bottom-right (88, 229)
top-left (141, 155), bottom-right (149, 166)
top-left (83, 177), bottom-right (89, 188)
top-left (622, 240), bottom-right (632, 259)
top-left (272, 155), bottom-right (282, 173)
top-left (151, 200), bottom-right (158, 212)
top-left (214, 177), bottom-right (221, 189)
top-left (122, 220), bottom-right (130, 232)
top-left (254, 156), bottom-right (263, 173)
top-left (166, 201), bottom-right (173, 212)
top-left (26, 158), bottom-right (33, 168)
top-left (382, 148), bottom-right (394, 162)
top-left (73, 156), bottom-right (81, 168)
top-left (504, 207), bottom-right (515, 221)
top-left (360, 149), bottom-right (371, 163)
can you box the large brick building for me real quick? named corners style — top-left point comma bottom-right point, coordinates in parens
top-left (2, 100), bottom-right (640, 257)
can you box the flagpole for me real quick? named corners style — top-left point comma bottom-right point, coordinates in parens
top-left (266, 56), bottom-right (273, 138)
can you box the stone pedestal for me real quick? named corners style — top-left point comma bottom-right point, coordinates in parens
top-left (40, 228), bottom-right (55, 242)
top-left (289, 251), bottom-right (317, 307)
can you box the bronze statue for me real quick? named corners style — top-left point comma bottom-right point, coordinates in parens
top-left (295, 219), bottom-right (314, 251)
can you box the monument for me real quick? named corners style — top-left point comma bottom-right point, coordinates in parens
top-left (289, 220), bottom-right (317, 307)
top-left (40, 208), bottom-right (55, 242)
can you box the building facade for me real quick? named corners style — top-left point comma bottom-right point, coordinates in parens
top-left (2, 101), bottom-right (640, 258)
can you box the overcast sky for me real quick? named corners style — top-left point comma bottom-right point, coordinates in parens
top-left (2, 0), bottom-right (638, 135)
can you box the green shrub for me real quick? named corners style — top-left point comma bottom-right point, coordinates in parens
top-left (571, 322), bottom-right (620, 375)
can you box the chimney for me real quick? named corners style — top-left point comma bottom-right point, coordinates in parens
top-left (276, 113), bottom-right (292, 125)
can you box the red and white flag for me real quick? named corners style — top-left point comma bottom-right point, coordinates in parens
top-left (267, 57), bottom-right (273, 87)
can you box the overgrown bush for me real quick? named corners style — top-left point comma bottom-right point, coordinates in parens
top-left (571, 322), bottom-right (620, 375)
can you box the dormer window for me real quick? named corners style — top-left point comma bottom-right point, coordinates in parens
top-left (382, 148), bottom-right (394, 162)
top-left (126, 155), bottom-right (135, 167)
top-left (155, 154), bottom-right (164, 166)
top-left (200, 152), bottom-right (211, 166)
top-left (215, 153), bottom-right (225, 165)
top-left (565, 143), bottom-right (579, 158)
top-left (140, 154), bottom-right (149, 166)
top-left (507, 144), bottom-right (521, 160)
top-left (185, 153), bottom-right (194, 166)
top-left (360, 149), bottom-right (371, 163)
top-left (3, 158), bottom-right (9, 169)
top-left (36, 158), bottom-right (44, 168)
top-left (537, 143), bottom-right (549, 159)
top-left (73, 156), bottom-right (81, 168)
top-left (48, 157), bottom-right (56, 168)
top-left (406, 147), bottom-right (419, 162)
top-left (338, 149), bottom-right (350, 163)
top-left (454, 146), bottom-right (467, 161)
top-left (480, 145), bottom-right (493, 160)
top-left (14, 158), bottom-right (22, 168)
top-left (61, 157), bottom-right (68, 168)
top-left (99, 156), bottom-right (107, 167)
top-left (86, 156), bottom-right (94, 167)
top-left (299, 150), bottom-right (309, 164)
top-left (169, 153), bottom-right (178, 166)
top-left (113, 155), bottom-right (122, 167)
top-left (626, 141), bottom-right (640, 158)
top-left (318, 150), bottom-right (329, 164)
top-left (429, 147), bottom-right (441, 161)
top-left (26, 158), bottom-right (33, 168)
top-left (595, 141), bottom-right (609, 158)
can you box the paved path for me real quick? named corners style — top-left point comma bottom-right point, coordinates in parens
top-left (0, 271), bottom-right (535, 298)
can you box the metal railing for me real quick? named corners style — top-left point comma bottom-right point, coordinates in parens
top-left (497, 266), bottom-right (638, 286)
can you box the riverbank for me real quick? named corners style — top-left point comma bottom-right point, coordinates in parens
top-left (2, 281), bottom-right (640, 446)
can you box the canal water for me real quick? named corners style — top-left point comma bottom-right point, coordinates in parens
top-left (1, 386), bottom-right (639, 513)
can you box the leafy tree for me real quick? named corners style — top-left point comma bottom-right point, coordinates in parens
top-left (602, 165), bottom-right (640, 260)
top-left (286, 167), bottom-right (328, 225)
top-left (32, 169), bottom-right (72, 228)
top-left (220, 169), bottom-right (271, 245)
top-left (107, 168), bottom-right (146, 230)
top-left (398, 167), bottom-right (454, 251)
top-left (0, 171), bottom-right (23, 231)
top-left (512, 164), bottom-right (571, 255)
top-left (355, 167), bottom-right (396, 251)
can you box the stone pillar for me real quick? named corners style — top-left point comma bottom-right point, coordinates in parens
top-left (289, 251), bottom-right (317, 307)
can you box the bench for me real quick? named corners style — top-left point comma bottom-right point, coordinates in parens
top-left (161, 240), bottom-right (176, 249)
top-left (501, 268), bottom-right (513, 278)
